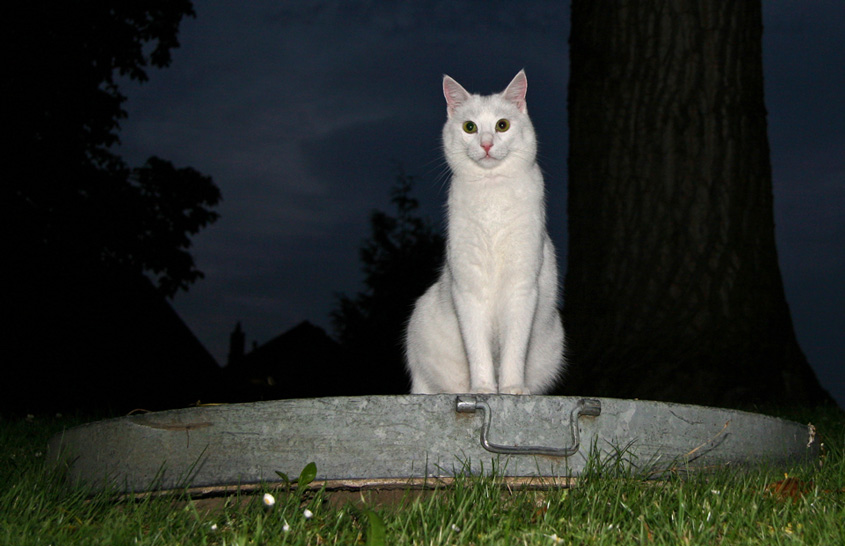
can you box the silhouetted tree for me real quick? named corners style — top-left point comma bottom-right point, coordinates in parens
top-left (5, 0), bottom-right (217, 297)
top-left (2, 1), bottom-right (222, 412)
top-left (562, 0), bottom-right (833, 407)
top-left (333, 170), bottom-right (444, 394)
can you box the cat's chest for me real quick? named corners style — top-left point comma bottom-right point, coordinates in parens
top-left (447, 183), bottom-right (543, 260)
top-left (449, 182), bottom-right (539, 230)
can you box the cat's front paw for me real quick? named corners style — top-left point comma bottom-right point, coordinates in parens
top-left (471, 384), bottom-right (498, 394)
top-left (500, 385), bottom-right (531, 395)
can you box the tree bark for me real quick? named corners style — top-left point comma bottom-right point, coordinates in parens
top-left (563, 0), bottom-right (833, 407)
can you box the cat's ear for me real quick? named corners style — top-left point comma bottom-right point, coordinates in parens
top-left (502, 69), bottom-right (528, 113)
top-left (443, 75), bottom-right (470, 118)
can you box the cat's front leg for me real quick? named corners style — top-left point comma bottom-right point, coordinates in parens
top-left (498, 283), bottom-right (539, 395)
top-left (451, 288), bottom-right (497, 393)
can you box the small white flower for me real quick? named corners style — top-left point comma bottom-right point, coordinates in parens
top-left (303, 508), bottom-right (314, 519)
top-left (262, 493), bottom-right (275, 509)
top-left (282, 519), bottom-right (291, 533)
top-left (451, 523), bottom-right (461, 533)
top-left (210, 523), bottom-right (218, 532)
top-left (711, 490), bottom-right (721, 495)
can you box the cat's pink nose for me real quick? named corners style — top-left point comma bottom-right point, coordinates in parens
top-left (481, 142), bottom-right (493, 153)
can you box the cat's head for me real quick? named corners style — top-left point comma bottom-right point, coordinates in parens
top-left (442, 70), bottom-right (537, 174)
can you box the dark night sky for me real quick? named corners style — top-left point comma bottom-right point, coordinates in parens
top-left (116, 1), bottom-right (844, 406)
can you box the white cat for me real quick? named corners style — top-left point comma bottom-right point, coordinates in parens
top-left (405, 70), bottom-right (564, 395)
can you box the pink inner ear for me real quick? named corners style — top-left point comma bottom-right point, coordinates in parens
top-left (443, 75), bottom-right (470, 117)
top-left (503, 70), bottom-right (528, 112)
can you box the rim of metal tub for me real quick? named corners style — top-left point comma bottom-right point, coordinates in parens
top-left (47, 394), bottom-right (819, 495)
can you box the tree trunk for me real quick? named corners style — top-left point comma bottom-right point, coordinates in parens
top-left (562, 0), bottom-right (833, 407)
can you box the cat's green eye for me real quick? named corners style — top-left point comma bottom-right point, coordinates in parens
top-left (496, 119), bottom-right (510, 132)
top-left (462, 121), bottom-right (477, 134)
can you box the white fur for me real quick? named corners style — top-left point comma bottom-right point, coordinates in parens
top-left (405, 70), bottom-right (564, 394)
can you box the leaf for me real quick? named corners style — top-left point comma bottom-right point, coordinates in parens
top-left (766, 476), bottom-right (813, 503)
top-left (298, 462), bottom-right (317, 488)
top-left (274, 471), bottom-right (291, 485)
top-left (364, 509), bottom-right (386, 546)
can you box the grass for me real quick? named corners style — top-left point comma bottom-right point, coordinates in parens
top-left (2, 407), bottom-right (843, 545)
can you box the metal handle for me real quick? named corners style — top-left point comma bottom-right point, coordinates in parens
top-left (456, 396), bottom-right (602, 457)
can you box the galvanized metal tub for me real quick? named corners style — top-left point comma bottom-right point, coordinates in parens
top-left (48, 395), bottom-right (818, 494)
